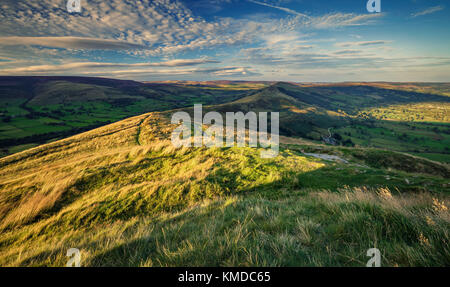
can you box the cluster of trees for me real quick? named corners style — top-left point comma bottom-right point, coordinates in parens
top-left (331, 132), bottom-right (355, 147)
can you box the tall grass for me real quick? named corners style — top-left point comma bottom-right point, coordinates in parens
top-left (0, 111), bottom-right (448, 266)
top-left (0, 188), bottom-right (448, 267)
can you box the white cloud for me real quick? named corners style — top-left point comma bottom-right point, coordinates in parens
top-left (0, 0), bottom-right (385, 56)
top-left (2, 0), bottom-right (443, 81)
top-left (0, 59), bottom-right (220, 74)
top-left (247, 0), bottom-right (309, 17)
top-left (411, 6), bottom-right (444, 18)
top-left (262, 33), bottom-right (301, 46)
top-left (335, 40), bottom-right (391, 47)
top-left (0, 37), bottom-right (146, 50)
top-left (0, 0), bottom-right (223, 52)
top-left (306, 13), bottom-right (384, 29)
top-left (79, 66), bottom-right (261, 79)
top-left (333, 49), bottom-right (364, 55)
top-left (0, 61), bottom-right (261, 79)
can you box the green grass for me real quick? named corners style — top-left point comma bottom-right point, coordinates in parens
top-left (0, 80), bottom-right (254, 157)
top-left (360, 102), bottom-right (450, 123)
top-left (0, 79), bottom-right (449, 266)
top-left (411, 153), bottom-right (450, 163)
top-left (2, 188), bottom-right (448, 267)
top-left (2, 79), bottom-right (450, 162)
top-left (0, 110), bottom-right (448, 267)
top-left (335, 120), bottom-right (450, 163)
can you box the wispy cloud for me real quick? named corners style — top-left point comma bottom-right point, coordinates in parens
top-left (248, 1), bottom-right (383, 29)
top-left (82, 66), bottom-right (258, 77)
top-left (411, 6), bottom-right (444, 18)
top-left (0, 0), bottom-right (446, 81)
top-left (307, 13), bottom-right (383, 29)
top-left (335, 40), bottom-right (391, 47)
top-left (0, 59), bottom-right (220, 74)
top-left (0, 37), bottom-right (146, 50)
top-left (0, 65), bottom-right (261, 79)
top-left (333, 49), bottom-right (364, 55)
top-left (0, 0), bottom-right (385, 57)
top-left (248, 0), bottom-right (309, 17)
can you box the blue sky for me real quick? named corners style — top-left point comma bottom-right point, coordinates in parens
top-left (0, 0), bottom-right (449, 82)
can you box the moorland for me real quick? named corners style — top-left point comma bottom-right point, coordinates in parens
top-left (0, 76), bottom-right (448, 266)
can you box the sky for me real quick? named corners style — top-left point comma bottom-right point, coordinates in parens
top-left (0, 0), bottom-right (449, 82)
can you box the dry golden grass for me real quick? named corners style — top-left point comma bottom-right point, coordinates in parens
top-left (0, 108), bottom-right (448, 267)
top-left (0, 187), bottom-right (447, 267)
top-left (0, 112), bottom-right (152, 229)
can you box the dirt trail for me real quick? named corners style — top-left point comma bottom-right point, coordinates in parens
top-left (135, 115), bottom-right (152, 145)
top-left (303, 152), bottom-right (349, 163)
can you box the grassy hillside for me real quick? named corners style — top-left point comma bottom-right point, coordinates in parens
top-left (2, 78), bottom-right (450, 162)
top-left (178, 85), bottom-right (348, 140)
top-left (196, 83), bottom-right (450, 163)
top-left (270, 83), bottom-right (450, 162)
top-left (0, 109), bottom-right (448, 266)
top-left (276, 82), bottom-right (450, 113)
top-left (0, 77), bottom-right (255, 157)
top-left (0, 79), bottom-right (449, 266)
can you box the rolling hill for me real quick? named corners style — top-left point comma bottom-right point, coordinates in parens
top-left (0, 86), bottom-right (449, 266)
top-left (0, 77), bottom-right (257, 157)
top-left (193, 83), bottom-right (450, 163)
top-left (2, 77), bottom-right (449, 162)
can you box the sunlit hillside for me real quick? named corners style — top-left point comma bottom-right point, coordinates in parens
top-left (0, 104), bottom-right (449, 266)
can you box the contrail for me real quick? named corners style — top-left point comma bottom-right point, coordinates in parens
top-left (248, 0), bottom-right (310, 18)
